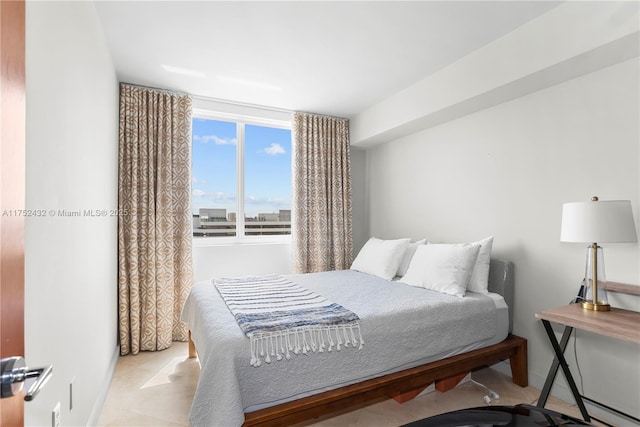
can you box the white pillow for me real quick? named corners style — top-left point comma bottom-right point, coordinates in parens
top-left (396, 239), bottom-right (427, 277)
top-left (400, 243), bottom-right (481, 297)
top-left (467, 236), bottom-right (494, 294)
top-left (351, 237), bottom-right (411, 280)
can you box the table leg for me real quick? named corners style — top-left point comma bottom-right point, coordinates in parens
top-left (539, 319), bottom-right (591, 422)
top-left (537, 325), bottom-right (573, 408)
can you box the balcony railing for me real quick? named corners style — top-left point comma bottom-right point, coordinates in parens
top-left (193, 221), bottom-right (291, 237)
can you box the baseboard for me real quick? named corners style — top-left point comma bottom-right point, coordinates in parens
top-left (491, 361), bottom-right (637, 426)
top-left (86, 345), bottom-right (120, 426)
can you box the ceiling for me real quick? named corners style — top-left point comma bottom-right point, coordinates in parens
top-left (94, 1), bottom-right (560, 118)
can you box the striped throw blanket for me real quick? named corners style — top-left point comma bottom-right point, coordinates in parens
top-left (215, 275), bottom-right (364, 367)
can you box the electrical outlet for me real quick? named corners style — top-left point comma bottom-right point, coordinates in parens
top-left (52, 402), bottom-right (60, 427)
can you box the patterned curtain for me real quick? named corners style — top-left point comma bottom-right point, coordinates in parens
top-left (292, 112), bottom-right (353, 273)
top-left (118, 84), bottom-right (193, 355)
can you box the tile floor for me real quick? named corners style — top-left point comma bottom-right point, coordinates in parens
top-left (98, 342), bottom-right (606, 426)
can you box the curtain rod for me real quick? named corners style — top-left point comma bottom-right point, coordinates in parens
top-left (192, 97), bottom-right (348, 121)
top-left (192, 97), bottom-right (349, 121)
top-left (120, 82), bottom-right (293, 115)
top-left (120, 82), bottom-right (190, 98)
top-left (120, 82), bottom-right (347, 120)
top-left (293, 111), bottom-right (349, 121)
top-left (191, 94), bottom-right (293, 115)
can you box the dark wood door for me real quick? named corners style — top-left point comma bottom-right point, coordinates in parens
top-left (0, 0), bottom-right (26, 425)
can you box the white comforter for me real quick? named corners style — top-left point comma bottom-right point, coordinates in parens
top-left (181, 269), bottom-right (499, 427)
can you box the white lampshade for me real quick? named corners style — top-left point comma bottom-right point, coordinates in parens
top-left (560, 199), bottom-right (637, 243)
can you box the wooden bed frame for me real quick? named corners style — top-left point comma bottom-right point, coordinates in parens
top-left (188, 332), bottom-right (528, 427)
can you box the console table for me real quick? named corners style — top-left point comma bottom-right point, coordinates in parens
top-left (535, 282), bottom-right (640, 423)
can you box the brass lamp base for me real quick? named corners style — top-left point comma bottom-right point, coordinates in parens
top-left (581, 300), bottom-right (611, 311)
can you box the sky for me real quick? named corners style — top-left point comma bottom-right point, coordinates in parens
top-left (192, 117), bottom-right (292, 218)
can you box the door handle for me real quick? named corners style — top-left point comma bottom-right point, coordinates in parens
top-left (1, 356), bottom-right (53, 401)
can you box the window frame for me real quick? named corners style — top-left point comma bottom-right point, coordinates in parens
top-left (192, 108), bottom-right (292, 247)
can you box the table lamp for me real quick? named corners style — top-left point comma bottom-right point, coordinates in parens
top-left (560, 197), bottom-right (637, 311)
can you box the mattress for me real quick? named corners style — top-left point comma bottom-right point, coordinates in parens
top-left (182, 269), bottom-right (509, 427)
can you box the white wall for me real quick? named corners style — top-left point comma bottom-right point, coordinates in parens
top-left (365, 58), bottom-right (639, 419)
top-left (25, 2), bottom-right (119, 426)
top-left (352, 3), bottom-right (639, 421)
top-left (193, 242), bottom-right (293, 282)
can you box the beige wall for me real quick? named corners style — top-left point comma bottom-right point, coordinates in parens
top-left (25, 2), bottom-right (119, 425)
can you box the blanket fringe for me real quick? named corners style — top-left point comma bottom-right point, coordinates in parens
top-left (249, 323), bottom-right (364, 367)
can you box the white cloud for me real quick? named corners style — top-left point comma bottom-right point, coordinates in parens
top-left (212, 192), bottom-right (235, 201)
top-left (263, 143), bottom-right (285, 155)
top-left (192, 176), bottom-right (206, 185)
top-left (191, 189), bottom-right (238, 202)
top-left (193, 134), bottom-right (237, 145)
top-left (245, 195), bottom-right (290, 206)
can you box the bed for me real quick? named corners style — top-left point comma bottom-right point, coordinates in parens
top-left (181, 258), bottom-right (527, 427)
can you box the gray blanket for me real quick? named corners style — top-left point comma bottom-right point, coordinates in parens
top-left (181, 269), bottom-right (499, 427)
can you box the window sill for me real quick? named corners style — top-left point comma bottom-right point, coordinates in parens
top-left (192, 236), bottom-right (292, 248)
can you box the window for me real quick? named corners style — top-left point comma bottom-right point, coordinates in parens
top-left (191, 112), bottom-right (292, 242)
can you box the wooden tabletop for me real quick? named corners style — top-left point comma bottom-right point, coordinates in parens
top-left (535, 304), bottom-right (640, 344)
